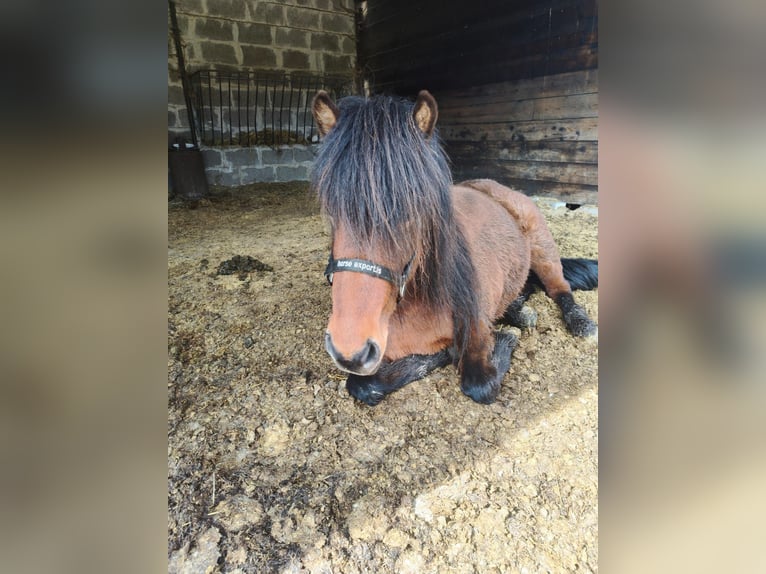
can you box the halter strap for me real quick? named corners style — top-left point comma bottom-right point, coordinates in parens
top-left (324, 253), bottom-right (415, 301)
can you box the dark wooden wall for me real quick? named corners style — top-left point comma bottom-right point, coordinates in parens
top-left (356, 0), bottom-right (598, 203)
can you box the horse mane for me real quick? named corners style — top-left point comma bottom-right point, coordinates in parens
top-left (310, 94), bottom-right (481, 358)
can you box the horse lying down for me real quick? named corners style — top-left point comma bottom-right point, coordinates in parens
top-left (311, 89), bottom-right (597, 406)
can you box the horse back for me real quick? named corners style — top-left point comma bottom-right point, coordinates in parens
top-left (451, 183), bottom-right (532, 320)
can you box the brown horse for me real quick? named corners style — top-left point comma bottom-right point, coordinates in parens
top-left (311, 90), bottom-right (597, 405)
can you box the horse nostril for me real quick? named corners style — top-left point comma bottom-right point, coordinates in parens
top-left (325, 334), bottom-right (381, 374)
top-left (360, 340), bottom-right (380, 367)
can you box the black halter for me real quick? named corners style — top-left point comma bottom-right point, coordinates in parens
top-left (324, 253), bottom-right (415, 301)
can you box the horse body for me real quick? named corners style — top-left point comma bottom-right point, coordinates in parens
top-left (311, 90), bottom-right (597, 405)
top-left (384, 184), bottom-right (530, 359)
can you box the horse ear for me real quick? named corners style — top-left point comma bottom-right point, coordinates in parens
top-left (312, 91), bottom-right (340, 136)
top-left (413, 90), bottom-right (438, 137)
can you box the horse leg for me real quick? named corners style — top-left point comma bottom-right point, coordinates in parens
top-left (499, 282), bottom-right (537, 329)
top-left (528, 225), bottom-right (597, 337)
top-left (460, 327), bottom-right (518, 404)
top-left (346, 349), bottom-right (451, 406)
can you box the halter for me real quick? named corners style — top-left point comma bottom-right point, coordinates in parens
top-left (324, 252), bottom-right (415, 301)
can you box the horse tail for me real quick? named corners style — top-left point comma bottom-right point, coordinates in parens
top-left (526, 258), bottom-right (598, 292)
top-left (561, 258), bottom-right (598, 290)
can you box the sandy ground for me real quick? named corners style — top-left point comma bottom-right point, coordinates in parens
top-left (168, 182), bottom-right (598, 573)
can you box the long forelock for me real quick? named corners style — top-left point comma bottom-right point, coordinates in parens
top-left (311, 95), bottom-right (453, 258)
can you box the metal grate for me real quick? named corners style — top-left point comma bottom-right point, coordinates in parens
top-left (190, 70), bottom-right (353, 147)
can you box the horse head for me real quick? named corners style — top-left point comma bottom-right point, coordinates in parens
top-left (311, 90), bottom-right (441, 375)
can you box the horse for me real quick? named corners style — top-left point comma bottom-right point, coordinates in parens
top-left (310, 90), bottom-right (597, 406)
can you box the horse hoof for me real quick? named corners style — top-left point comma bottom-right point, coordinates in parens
top-left (346, 375), bottom-right (385, 406)
top-left (461, 380), bottom-right (500, 404)
top-left (460, 365), bottom-right (500, 405)
top-left (565, 306), bottom-right (597, 337)
top-left (518, 305), bottom-right (537, 329)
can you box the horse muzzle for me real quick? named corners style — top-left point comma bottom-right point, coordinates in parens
top-left (324, 332), bottom-right (382, 376)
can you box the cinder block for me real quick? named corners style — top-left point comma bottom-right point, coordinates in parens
top-left (285, 6), bottom-right (320, 29)
top-left (252, 2), bottom-right (284, 25)
top-left (209, 169), bottom-right (242, 186)
top-left (276, 164), bottom-right (310, 182)
top-left (176, 14), bottom-right (193, 36)
top-left (292, 146), bottom-right (318, 162)
top-left (225, 148), bottom-right (259, 169)
top-left (261, 148), bottom-right (293, 165)
top-left (200, 148), bottom-right (223, 168)
top-left (241, 166), bottom-right (277, 183)
top-left (168, 109), bottom-right (178, 128)
top-left (276, 28), bottom-right (308, 48)
top-left (242, 46), bottom-right (277, 68)
top-left (178, 0), bottom-right (203, 12)
top-left (200, 42), bottom-right (238, 65)
top-left (341, 36), bottom-right (355, 55)
top-left (195, 18), bottom-right (234, 42)
top-left (238, 22), bottom-right (272, 45)
top-left (310, 32), bottom-right (340, 52)
top-left (283, 49), bottom-right (310, 70)
top-left (168, 85), bottom-right (186, 106)
top-left (205, 0), bottom-right (246, 20)
top-left (321, 13), bottom-right (354, 35)
top-left (322, 53), bottom-right (353, 74)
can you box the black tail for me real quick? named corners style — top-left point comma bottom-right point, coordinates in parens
top-left (526, 258), bottom-right (598, 292)
top-left (561, 258), bottom-right (598, 290)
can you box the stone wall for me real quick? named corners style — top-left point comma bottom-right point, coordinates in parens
top-left (201, 144), bottom-right (319, 186)
top-left (168, 0), bottom-right (357, 183)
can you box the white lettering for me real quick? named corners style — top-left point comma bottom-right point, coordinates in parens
top-left (335, 259), bottom-right (383, 276)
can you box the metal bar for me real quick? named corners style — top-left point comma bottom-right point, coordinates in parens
top-left (270, 75), bottom-right (277, 147)
top-left (227, 75), bottom-right (233, 146)
top-left (236, 72), bottom-right (242, 145)
top-left (254, 72), bottom-right (260, 143)
top-left (279, 74), bottom-right (286, 145)
top-left (207, 71), bottom-right (214, 146)
top-left (245, 71), bottom-right (250, 147)
top-left (287, 75), bottom-right (295, 144)
top-left (168, 0), bottom-right (198, 146)
top-left (218, 73), bottom-right (223, 146)
top-left (297, 75), bottom-right (307, 143)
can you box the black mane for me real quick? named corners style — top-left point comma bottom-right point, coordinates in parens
top-left (311, 94), bottom-right (481, 358)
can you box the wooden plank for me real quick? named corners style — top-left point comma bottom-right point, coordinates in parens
top-left (370, 43), bottom-right (598, 93)
top-left (364, 28), bottom-right (597, 78)
top-left (446, 140), bottom-right (598, 164)
top-left (437, 70), bottom-right (599, 105)
top-left (474, 159), bottom-right (598, 186)
top-left (362, 1), bottom-right (595, 56)
top-left (438, 93), bottom-right (597, 125)
top-left (533, 93), bottom-right (598, 120)
top-left (439, 99), bottom-right (537, 124)
top-left (453, 166), bottom-right (599, 203)
top-left (454, 159), bottom-right (598, 186)
top-left (440, 117), bottom-right (599, 142)
top-left (362, 0), bottom-right (596, 54)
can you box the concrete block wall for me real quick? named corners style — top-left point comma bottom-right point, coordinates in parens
top-left (168, 0), bottom-right (357, 183)
top-left (200, 144), bottom-right (319, 186)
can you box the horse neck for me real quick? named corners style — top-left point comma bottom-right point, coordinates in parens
top-left (413, 198), bottom-right (472, 310)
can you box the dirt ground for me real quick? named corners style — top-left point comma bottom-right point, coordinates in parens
top-left (168, 182), bottom-right (598, 574)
